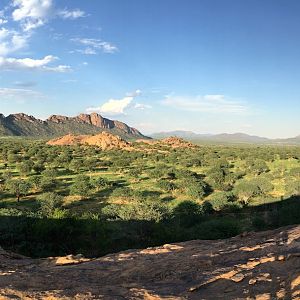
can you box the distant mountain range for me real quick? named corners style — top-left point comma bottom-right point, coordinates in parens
top-left (1, 113), bottom-right (299, 145)
top-left (151, 131), bottom-right (300, 145)
top-left (0, 113), bottom-right (147, 140)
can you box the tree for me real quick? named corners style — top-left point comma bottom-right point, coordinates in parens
top-left (84, 157), bottom-right (98, 173)
top-left (18, 160), bottom-right (34, 176)
top-left (286, 180), bottom-right (300, 196)
top-left (249, 177), bottom-right (274, 194)
top-left (180, 177), bottom-right (208, 200)
top-left (90, 176), bottom-right (110, 192)
top-left (41, 168), bottom-right (58, 179)
top-left (209, 192), bottom-right (234, 211)
top-left (247, 159), bottom-right (269, 176)
top-left (32, 162), bottom-right (45, 174)
top-left (207, 166), bottom-right (227, 190)
top-left (28, 175), bottom-right (41, 192)
top-left (37, 192), bottom-right (63, 217)
top-left (6, 179), bottom-right (31, 202)
top-left (102, 200), bottom-right (170, 222)
top-left (70, 175), bottom-right (92, 197)
top-left (173, 200), bottom-right (203, 226)
top-left (69, 159), bottom-right (84, 173)
top-left (40, 175), bottom-right (57, 191)
top-left (233, 181), bottom-right (260, 204)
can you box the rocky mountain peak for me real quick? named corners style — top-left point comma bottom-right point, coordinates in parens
top-left (0, 112), bottom-right (148, 139)
top-left (47, 115), bottom-right (70, 123)
top-left (8, 113), bottom-right (42, 123)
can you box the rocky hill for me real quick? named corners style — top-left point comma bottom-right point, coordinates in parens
top-left (0, 112), bottom-right (147, 140)
top-left (136, 136), bottom-right (198, 149)
top-left (0, 225), bottom-right (299, 299)
top-left (47, 131), bottom-right (133, 150)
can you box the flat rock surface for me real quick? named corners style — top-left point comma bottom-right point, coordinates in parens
top-left (0, 225), bottom-right (299, 299)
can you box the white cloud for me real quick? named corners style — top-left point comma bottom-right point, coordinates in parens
top-left (127, 89), bottom-right (142, 97)
top-left (58, 9), bottom-right (86, 19)
top-left (162, 94), bottom-right (249, 114)
top-left (0, 27), bottom-right (28, 56)
top-left (0, 55), bottom-right (71, 72)
top-left (0, 1), bottom-right (88, 72)
top-left (86, 90), bottom-right (142, 116)
top-left (11, 1), bottom-right (87, 31)
top-left (12, 0), bottom-right (53, 32)
top-left (0, 87), bottom-right (45, 102)
top-left (71, 38), bottom-right (118, 54)
top-left (76, 48), bottom-right (97, 55)
top-left (134, 103), bottom-right (152, 110)
top-left (14, 80), bottom-right (37, 87)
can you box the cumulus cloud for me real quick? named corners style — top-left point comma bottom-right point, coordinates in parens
top-left (12, 0), bottom-right (53, 32)
top-left (71, 38), bottom-right (118, 54)
top-left (0, 27), bottom-right (28, 56)
top-left (0, 0), bottom-right (91, 73)
top-left (162, 94), bottom-right (248, 114)
top-left (86, 90), bottom-right (144, 116)
top-left (11, 0), bottom-right (87, 31)
top-left (0, 55), bottom-right (71, 72)
top-left (57, 9), bottom-right (86, 19)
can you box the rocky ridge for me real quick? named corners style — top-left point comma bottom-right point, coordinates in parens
top-left (0, 112), bottom-right (146, 139)
top-left (0, 225), bottom-right (299, 299)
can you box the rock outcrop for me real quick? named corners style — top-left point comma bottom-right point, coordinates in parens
top-left (161, 136), bottom-right (198, 148)
top-left (46, 112), bottom-right (143, 136)
top-left (47, 131), bottom-right (132, 150)
top-left (0, 225), bottom-right (299, 299)
top-left (136, 136), bottom-right (198, 149)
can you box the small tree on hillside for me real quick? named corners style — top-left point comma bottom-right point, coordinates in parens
top-left (70, 175), bottom-right (92, 197)
top-left (6, 179), bottom-right (31, 202)
top-left (37, 192), bottom-right (63, 217)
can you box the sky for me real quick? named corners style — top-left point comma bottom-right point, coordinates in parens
top-left (0, 0), bottom-right (300, 138)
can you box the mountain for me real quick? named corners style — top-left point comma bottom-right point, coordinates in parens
top-left (274, 135), bottom-right (300, 144)
top-left (208, 133), bottom-right (270, 143)
top-left (150, 130), bottom-right (300, 144)
top-left (0, 112), bottom-right (148, 140)
top-left (151, 130), bottom-right (212, 140)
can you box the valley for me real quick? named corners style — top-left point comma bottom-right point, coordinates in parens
top-left (0, 135), bottom-right (299, 259)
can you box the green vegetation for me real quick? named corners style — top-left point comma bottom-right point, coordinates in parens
top-left (0, 137), bottom-right (299, 258)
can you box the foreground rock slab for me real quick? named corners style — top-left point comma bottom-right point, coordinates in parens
top-left (0, 225), bottom-right (299, 299)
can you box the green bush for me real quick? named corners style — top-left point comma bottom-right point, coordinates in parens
top-left (37, 192), bottom-right (64, 217)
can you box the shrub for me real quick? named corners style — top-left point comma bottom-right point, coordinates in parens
top-left (37, 192), bottom-right (64, 217)
top-left (157, 180), bottom-right (177, 192)
top-left (102, 200), bottom-right (170, 222)
top-left (70, 175), bottom-right (92, 197)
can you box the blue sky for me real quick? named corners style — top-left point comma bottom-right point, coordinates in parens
top-left (0, 0), bottom-right (300, 138)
